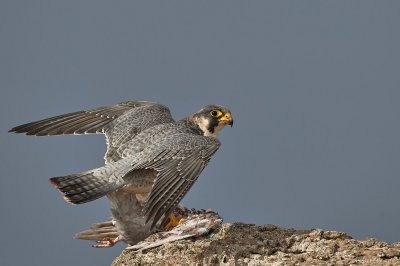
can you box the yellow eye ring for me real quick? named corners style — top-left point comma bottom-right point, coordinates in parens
top-left (210, 110), bottom-right (222, 117)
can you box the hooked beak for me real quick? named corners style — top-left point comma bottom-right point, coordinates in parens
top-left (219, 112), bottom-right (234, 127)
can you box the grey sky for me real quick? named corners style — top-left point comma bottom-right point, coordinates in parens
top-left (1, 1), bottom-right (400, 265)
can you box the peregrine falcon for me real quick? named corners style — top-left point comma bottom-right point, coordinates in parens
top-left (9, 101), bottom-right (233, 247)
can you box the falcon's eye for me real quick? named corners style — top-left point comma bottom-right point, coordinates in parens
top-left (210, 110), bottom-right (222, 117)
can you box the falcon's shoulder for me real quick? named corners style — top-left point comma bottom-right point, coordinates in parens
top-left (104, 104), bottom-right (175, 162)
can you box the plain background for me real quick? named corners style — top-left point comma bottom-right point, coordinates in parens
top-left (1, 1), bottom-right (400, 265)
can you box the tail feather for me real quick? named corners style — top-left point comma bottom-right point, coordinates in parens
top-left (74, 220), bottom-right (119, 241)
top-left (49, 171), bottom-right (118, 204)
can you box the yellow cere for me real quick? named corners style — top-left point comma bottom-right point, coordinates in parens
top-left (219, 112), bottom-right (231, 121)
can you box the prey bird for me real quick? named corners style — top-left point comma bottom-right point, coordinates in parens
top-left (9, 101), bottom-right (233, 247)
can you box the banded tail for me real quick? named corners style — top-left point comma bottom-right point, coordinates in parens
top-left (49, 169), bottom-right (121, 204)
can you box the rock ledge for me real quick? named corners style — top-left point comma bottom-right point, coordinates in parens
top-left (112, 223), bottom-right (400, 265)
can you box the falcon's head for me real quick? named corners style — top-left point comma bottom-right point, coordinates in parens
top-left (190, 105), bottom-right (233, 137)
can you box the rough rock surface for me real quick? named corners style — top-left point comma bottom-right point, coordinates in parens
top-left (112, 223), bottom-right (400, 266)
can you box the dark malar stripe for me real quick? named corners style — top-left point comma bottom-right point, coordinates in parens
top-left (207, 119), bottom-right (219, 134)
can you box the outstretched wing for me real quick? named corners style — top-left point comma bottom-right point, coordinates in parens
top-left (131, 134), bottom-right (221, 229)
top-left (9, 101), bottom-right (168, 136)
top-left (9, 101), bottom-right (175, 163)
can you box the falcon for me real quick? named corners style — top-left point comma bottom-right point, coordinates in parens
top-left (9, 101), bottom-right (233, 247)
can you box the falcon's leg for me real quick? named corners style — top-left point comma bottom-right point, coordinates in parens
top-left (92, 235), bottom-right (123, 248)
top-left (164, 213), bottom-right (185, 231)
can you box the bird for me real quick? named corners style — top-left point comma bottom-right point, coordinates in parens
top-left (74, 207), bottom-right (223, 250)
top-left (9, 101), bottom-right (233, 247)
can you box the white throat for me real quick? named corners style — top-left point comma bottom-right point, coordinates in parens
top-left (193, 116), bottom-right (225, 138)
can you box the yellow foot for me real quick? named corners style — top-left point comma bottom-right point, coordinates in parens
top-left (164, 213), bottom-right (185, 231)
top-left (92, 235), bottom-right (123, 248)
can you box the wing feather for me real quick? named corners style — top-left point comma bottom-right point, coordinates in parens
top-left (12, 112), bottom-right (85, 135)
top-left (10, 100), bottom-right (175, 163)
top-left (9, 101), bottom-right (164, 136)
top-left (41, 116), bottom-right (101, 135)
top-left (131, 136), bottom-right (220, 229)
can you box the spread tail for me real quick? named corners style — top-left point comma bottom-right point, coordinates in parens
top-left (49, 169), bottom-right (119, 204)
